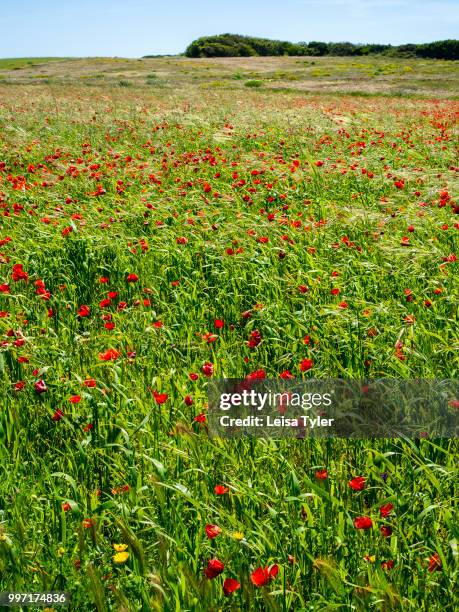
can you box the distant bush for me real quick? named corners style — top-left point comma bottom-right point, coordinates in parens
top-left (244, 79), bottom-right (263, 87)
top-left (184, 34), bottom-right (459, 60)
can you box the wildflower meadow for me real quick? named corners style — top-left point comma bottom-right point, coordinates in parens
top-left (0, 56), bottom-right (458, 610)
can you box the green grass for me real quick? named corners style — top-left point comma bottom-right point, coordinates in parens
top-left (0, 72), bottom-right (457, 610)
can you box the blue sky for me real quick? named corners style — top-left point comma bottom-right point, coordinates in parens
top-left (1, 0), bottom-right (458, 58)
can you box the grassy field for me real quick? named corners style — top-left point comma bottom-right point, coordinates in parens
top-left (0, 54), bottom-right (458, 96)
top-left (0, 56), bottom-right (458, 611)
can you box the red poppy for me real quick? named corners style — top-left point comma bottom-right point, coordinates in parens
top-left (348, 477), bottom-right (366, 491)
top-left (62, 502), bottom-right (71, 512)
top-left (428, 553), bottom-right (442, 572)
top-left (299, 358), bottom-right (313, 372)
top-left (69, 395), bottom-right (81, 404)
top-left (315, 469), bottom-right (328, 480)
top-left (223, 578), bottom-right (241, 596)
top-left (205, 524), bottom-right (221, 539)
top-left (379, 503), bottom-right (394, 518)
top-left (380, 525), bottom-right (392, 537)
top-left (247, 330), bottom-right (262, 348)
top-left (214, 319), bottom-right (224, 328)
top-left (98, 348), bottom-right (121, 361)
top-left (52, 409), bottom-right (64, 421)
top-left (11, 263), bottom-right (28, 282)
top-left (251, 564), bottom-right (279, 587)
top-left (214, 485), bottom-right (229, 495)
top-left (78, 305), bottom-right (90, 317)
top-left (202, 362), bottom-right (214, 377)
top-left (194, 413), bottom-right (206, 423)
top-left (381, 559), bottom-right (394, 570)
top-left (184, 395), bottom-right (193, 406)
top-left (34, 380), bottom-right (47, 394)
top-left (152, 391), bottom-right (168, 405)
top-left (126, 273), bottom-right (138, 282)
top-left (204, 558), bottom-right (224, 579)
top-left (84, 378), bottom-right (96, 388)
top-left (354, 516), bottom-right (373, 530)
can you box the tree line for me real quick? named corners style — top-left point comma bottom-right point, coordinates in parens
top-left (182, 34), bottom-right (458, 60)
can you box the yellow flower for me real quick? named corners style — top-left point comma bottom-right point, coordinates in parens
top-left (113, 543), bottom-right (128, 552)
top-left (57, 547), bottom-right (66, 557)
top-left (232, 531), bottom-right (244, 540)
top-left (112, 551), bottom-right (129, 564)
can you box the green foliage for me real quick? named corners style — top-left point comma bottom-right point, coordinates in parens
top-left (184, 34), bottom-right (459, 60)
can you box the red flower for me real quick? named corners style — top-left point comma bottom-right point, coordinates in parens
top-left (69, 395), bottom-right (81, 404)
top-left (204, 558), bottom-right (224, 579)
top-left (315, 469), bottom-right (328, 480)
top-left (246, 369), bottom-right (266, 380)
top-left (11, 264), bottom-right (28, 282)
top-left (354, 516), bottom-right (373, 530)
top-left (34, 380), bottom-right (47, 394)
top-left (214, 319), bottom-right (225, 329)
top-left (184, 395), bottom-right (193, 406)
top-left (381, 560), bottom-right (394, 570)
top-left (194, 413), bottom-right (206, 423)
top-left (247, 329), bottom-right (262, 349)
top-left (62, 502), bottom-right (71, 512)
top-left (98, 348), bottom-right (120, 361)
top-left (189, 372), bottom-right (199, 381)
top-left (84, 378), bottom-right (96, 388)
top-left (299, 358), bottom-right (313, 372)
top-left (380, 525), bottom-right (392, 537)
top-left (52, 409), bottom-right (64, 421)
top-left (251, 564), bottom-right (279, 587)
top-left (348, 477), bottom-right (366, 491)
top-left (152, 391), bottom-right (168, 405)
top-left (223, 578), bottom-right (240, 597)
top-left (428, 553), bottom-right (442, 572)
top-left (205, 524), bottom-right (221, 539)
top-left (202, 362), bottom-right (214, 377)
top-left (214, 485), bottom-right (229, 495)
top-left (78, 305), bottom-right (90, 317)
top-left (379, 503), bottom-right (394, 518)
top-left (127, 273), bottom-right (139, 282)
